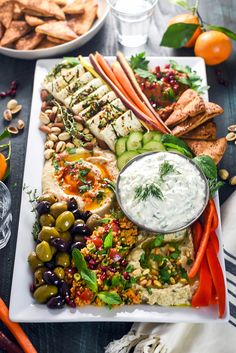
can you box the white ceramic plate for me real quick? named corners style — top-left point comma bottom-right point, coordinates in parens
top-left (9, 56), bottom-right (229, 322)
top-left (0, 1), bottom-right (109, 60)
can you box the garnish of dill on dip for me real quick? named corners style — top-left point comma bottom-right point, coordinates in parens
top-left (135, 183), bottom-right (163, 201)
top-left (159, 161), bottom-right (177, 181)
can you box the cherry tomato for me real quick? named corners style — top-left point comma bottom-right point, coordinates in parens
top-left (92, 237), bottom-right (103, 248)
top-left (79, 289), bottom-right (94, 302)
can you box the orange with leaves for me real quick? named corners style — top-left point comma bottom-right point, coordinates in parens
top-left (0, 153), bottom-right (7, 180)
top-left (168, 13), bottom-right (201, 47)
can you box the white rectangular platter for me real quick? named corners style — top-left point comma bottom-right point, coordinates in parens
top-left (9, 57), bottom-right (229, 322)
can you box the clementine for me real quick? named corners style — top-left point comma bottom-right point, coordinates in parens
top-left (168, 13), bottom-right (202, 48)
top-left (194, 30), bottom-right (232, 65)
top-left (0, 153), bottom-right (7, 180)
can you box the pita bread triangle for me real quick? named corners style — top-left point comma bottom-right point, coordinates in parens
top-left (0, 1), bottom-right (14, 29)
top-left (182, 121), bottom-right (217, 140)
top-left (16, 0), bottom-right (65, 20)
top-left (0, 20), bottom-right (30, 46)
top-left (36, 21), bottom-right (77, 41)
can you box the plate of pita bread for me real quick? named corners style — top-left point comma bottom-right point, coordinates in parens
top-left (0, 0), bottom-right (109, 59)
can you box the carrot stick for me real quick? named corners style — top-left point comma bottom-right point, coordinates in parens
top-left (0, 298), bottom-right (37, 353)
top-left (188, 199), bottom-right (214, 279)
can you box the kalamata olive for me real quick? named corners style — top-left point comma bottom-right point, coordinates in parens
top-left (36, 241), bottom-right (53, 262)
top-left (28, 252), bottom-right (44, 272)
top-left (39, 214), bottom-right (55, 227)
top-left (55, 252), bottom-right (70, 268)
top-left (50, 201), bottom-right (67, 218)
top-left (36, 201), bottom-right (50, 216)
top-left (55, 211), bottom-right (75, 232)
top-left (38, 226), bottom-right (59, 242)
top-left (38, 193), bottom-right (58, 204)
top-left (72, 209), bottom-right (92, 222)
top-left (71, 223), bottom-right (92, 237)
top-left (47, 295), bottom-right (65, 309)
top-left (67, 197), bottom-right (78, 211)
top-left (43, 270), bottom-right (61, 286)
top-left (71, 241), bottom-right (86, 251)
top-left (59, 281), bottom-right (70, 298)
top-left (86, 214), bottom-right (102, 231)
top-left (45, 259), bottom-right (55, 270)
top-left (53, 267), bottom-right (65, 280)
top-left (33, 284), bottom-right (58, 304)
top-left (50, 238), bottom-right (69, 252)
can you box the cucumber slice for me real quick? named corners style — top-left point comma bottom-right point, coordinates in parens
top-left (137, 149), bottom-right (150, 154)
top-left (117, 151), bottom-right (139, 170)
top-left (126, 131), bottom-right (143, 151)
top-left (143, 141), bottom-right (166, 152)
top-left (115, 137), bottom-right (128, 157)
top-left (142, 131), bottom-right (162, 145)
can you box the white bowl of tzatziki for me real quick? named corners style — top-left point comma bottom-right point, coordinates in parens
top-left (116, 152), bottom-right (209, 233)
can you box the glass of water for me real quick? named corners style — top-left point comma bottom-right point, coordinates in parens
top-left (107, 0), bottom-right (158, 47)
top-left (0, 181), bottom-right (12, 249)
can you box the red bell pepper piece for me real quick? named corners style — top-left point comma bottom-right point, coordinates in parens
top-left (192, 221), bottom-right (203, 253)
top-left (210, 230), bottom-right (219, 254)
top-left (206, 240), bottom-right (226, 318)
top-left (192, 255), bottom-right (212, 307)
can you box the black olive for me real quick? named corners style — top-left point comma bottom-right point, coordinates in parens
top-left (36, 201), bottom-right (51, 216)
top-left (71, 223), bottom-right (92, 237)
top-left (47, 295), bottom-right (65, 309)
top-left (45, 259), bottom-right (55, 270)
top-left (67, 197), bottom-right (78, 211)
top-left (71, 241), bottom-right (86, 251)
top-left (59, 281), bottom-right (70, 298)
top-left (43, 270), bottom-right (61, 286)
top-left (50, 238), bottom-right (70, 252)
top-left (72, 209), bottom-right (92, 222)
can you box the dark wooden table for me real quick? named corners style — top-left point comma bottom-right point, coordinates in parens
top-left (0, 1), bottom-right (235, 352)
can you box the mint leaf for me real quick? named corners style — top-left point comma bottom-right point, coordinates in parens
top-left (130, 52), bottom-right (149, 71)
top-left (134, 68), bottom-right (158, 83)
top-left (81, 268), bottom-right (98, 293)
top-left (205, 25), bottom-right (236, 41)
top-left (72, 249), bottom-right (87, 271)
top-left (103, 229), bottom-right (113, 249)
top-left (161, 23), bottom-right (199, 48)
top-left (97, 291), bottom-right (122, 305)
top-left (193, 155), bottom-right (217, 179)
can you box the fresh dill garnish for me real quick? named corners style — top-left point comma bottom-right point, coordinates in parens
top-left (135, 183), bottom-right (163, 201)
top-left (23, 184), bottom-right (40, 241)
top-left (159, 161), bottom-right (177, 181)
top-left (53, 100), bottom-right (78, 138)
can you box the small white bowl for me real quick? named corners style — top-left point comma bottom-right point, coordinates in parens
top-left (0, 0), bottom-right (109, 60)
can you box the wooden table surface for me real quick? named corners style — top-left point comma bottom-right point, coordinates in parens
top-left (0, 1), bottom-right (236, 352)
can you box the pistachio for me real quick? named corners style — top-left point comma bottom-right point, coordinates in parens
top-left (44, 149), bottom-right (54, 160)
top-left (219, 169), bottom-right (229, 181)
top-left (84, 134), bottom-right (93, 142)
top-left (83, 128), bottom-right (90, 134)
top-left (48, 133), bottom-right (58, 142)
top-left (52, 122), bottom-right (64, 129)
top-left (55, 141), bottom-right (66, 153)
top-left (39, 125), bottom-right (51, 134)
top-left (40, 112), bottom-right (50, 125)
top-left (41, 101), bottom-right (48, 112)
top-left (44, 140), bottom-right (54, 149)
top-left (226, 132), bottom-right (236, 141)
top-left (45, 109), bottom-right (52, 115)
top-left (17, 119), bottom-right (25, 130)
top-left (52, 106), bottom-right (58, 115)
top-left (58, 131), bottom-right (70, 141)
top-left (41, 89), bottom-right (50, 102)
top-left (7, 99), bottom-right (18, 110)
top-left (228, 124), bottom-right (236, 132)
top-left (66, 142), bottom-right (75, 149)
top-left (55, 115), bottom-right (62, 123)
top-left (7, 125), bottom-right (19, 134)
top-left (3, 109), bottom-right (12, 121)
top-left (72, 138), bottom-right (81, 147)
top-left (229, 176), bottom-right (236, 186)
top-left (76, 123), bottom-right (84, 132)
top-left (51, 126), bottom-right (61, 135)
top-left (11, 104), bottom-right (22, 115)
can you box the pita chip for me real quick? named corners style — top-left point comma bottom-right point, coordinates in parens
top-left (16, 0), bottom-right (65, 20)
top-left (68, 1), bottom-right (98, 35)
top-left (0, 20), bottom-right (30, 47)
top-left (36, 21), bottom-right (77, 41)
top-left (63, 0), bottom-right (85, 15)
top-left (36, 37), bottom-right (57, 49)
top-left (53, 0), bottom-right (67, 6)
top-left (15, 31), bottom-right (44, 49)
top-left (13, 2), bottom-right (23, 20)
top-left (0, 22), bottom-right (4, 39)
top-left (174, 89), bottom-right (198, 109)
top-left (0, 1), bottom-right (14, 29)
top-left (184, 138), bottom-right (227, 165)
top-left (182, 121), bottom-right (217, 140)
top-left (47, 35), bottom-right (66, 44)
top-left (172, 102), bottom-right (223, 137)
top-left (25, 14), bottom-right (44, 27)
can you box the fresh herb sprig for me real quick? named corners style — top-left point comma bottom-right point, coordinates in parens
top-left (135, 183), bottom-right (163, 202)
top-left (159, 161), bottom-right (177, 181)
top-left (53, 100), bottom-right (78, 138)
top-left (23, 184), bottom-right (40, 240)
top-left (130, 52), bottom-right (149, 71)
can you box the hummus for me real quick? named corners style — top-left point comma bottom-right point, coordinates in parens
top-left (42, 147), bottom-right (119, 216)
top-left (127, 228), bottom-right (197, 306)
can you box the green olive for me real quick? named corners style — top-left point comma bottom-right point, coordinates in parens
top-left (50, 201), bottom-right (68, 218)
top-left (53, 267), bottom-right (65, 280)
top-left (55, 211), bottom-right (75, 232)
top-left (50, 245), bottom-right (57, 256)
top-left (34, 267), bottom-right (47, 287)
top-left (55, 252), bottom-right (70, 268)
top-left (74, 219), bottom-right (84, 226)
top-left (58, 231), bottom-right (72, 242)
top-left (38, 193), bottom-right (58, 204)
top-left (33, 284), bottom-right (58, 304)
top-left (28, 252), bottom-right (44, 272)
top-left (38, 226), bottom-right (59, 242)
top-left (36, 241), bottom-right (53, 262)
top-left (39, 214), bottom-right (55, 227)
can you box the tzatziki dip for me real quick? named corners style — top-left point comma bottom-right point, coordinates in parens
top-left (117, 152), bottom-right (208, 232)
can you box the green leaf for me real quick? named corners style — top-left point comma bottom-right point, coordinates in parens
top-left (63, 57), bottom-right (80, 66)
top-left (193, 155), bottom-right (217, 179)
top-left (97, 291), bottom-right (122, 305)
top-left (161, 134), bottom-right (193, 159)
top-left (205, 25), bottom-right (236, 41)
top-left (111, 274), bottom-right (123, 287)
top-left (134, 68), bottom-right (158, 83)
top-left (153, 234), bottom-right (164, 247)
top-left (160, 23), bottom-right (199, 48)
top-left (72, 248), bottom-right (87, 271)
top-left (81, 268), bottom-right (98, 292)
top-left (169, 0), bottom-right (190, 10)
top-left (103, 229), bottom-right (113, 249)
top-left (0, 129), bottom-right (10, 141)
top-left (208, 179), bottom-right (224, 198)
top-left (129, 52), bottom-right (149, 71)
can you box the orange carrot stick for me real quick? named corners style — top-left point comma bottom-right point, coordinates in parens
top-left (0, 298), bottom-right (37, 353)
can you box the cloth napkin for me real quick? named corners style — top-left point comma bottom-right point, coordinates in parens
top-left (105, 192), bottom-right (236, 353)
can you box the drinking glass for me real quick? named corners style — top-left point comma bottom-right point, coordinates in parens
top-left (0, 181), bottom-right (12, 249)
top-left (107, 0), bottom-right (158, 47)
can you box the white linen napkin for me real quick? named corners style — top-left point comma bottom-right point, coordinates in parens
top-left (105, 192), bottom-right (236, 353)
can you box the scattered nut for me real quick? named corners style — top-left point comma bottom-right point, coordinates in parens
top-left (228, 124), bottom-right (236, 132)
top-left (55, 115), bottom-right (62, 123)
top-left (52, 122), bottom-right (64, 129)
top-left (41, 89), bottom-right (50, 102)
top-left (44, 149), bottom-right (54, 160)
top-left (58, 131), bottom-right (70, 141)
top-left (45, 109), bottom-right (52, 115)
top-left (52, 106), bottom-right (58, 115)
top-left (48, 133), bottom-right (58, 142)
top-left (74, 115), bottom-right (84, 123)
top-left (83, 128), bottom-right (90, 135)
top-left (226, 132), bottom-right (236, 141)
top-left (76, 123), bottom-right (84, 132)
top-left (39, 125), bottom-right (51, 134)
top-left (140, 279), bottom-right (147, 286)
top-left (3, 109), bottom-right (12, 121)
top-left (84, 134), bottom-right (93, 142)
top-left (72, 138), bottom-right (81, 147)
top-left (41, 101), bottom-right (48, 112)
top-left (7, 99), bottom-right (18, 110)
top-left (51, 126), bottom-right (62, 135)
top-left (44, 140), bottom-right (54, 149)
top-left (55, 141), bottom-right (66, 153)
top-left (66, 142), bottom-right (75, 149)
top-left (17, 119), bottom-right (25, 130)
top-left (229, 176), bottom-right (236, 186)
top-left (11, 104), bottom-right (22, 115)
top-left (7, 125), bottom-right (19, 134)
top-left (40, 112), bottom-right (50, 125)
top-left (219, 169), bottom-right (229, 181)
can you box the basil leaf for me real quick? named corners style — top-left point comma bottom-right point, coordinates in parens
top-left (97, 291), bottom-right (122, 305)
top-left (0, 129), bottom-right (10, 141)
top-left (81, 268), bottom-right (98, 292)
top-left (205, 25), bottom-right (236, 41)
top-left (193, 155), bottom-right (217, 180)
top-left (72, 248), bottom-right (87, 271)
top-left (103, 229), bottom-right (113, 249)
top-left (129, 52), bottom-right (149, 71)
top-left (169, 0), bottom-right (190, 10)
top-left (160, 23), bottom-right (199, 48)
top-left (153, 234), bottom-right (164, 247)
